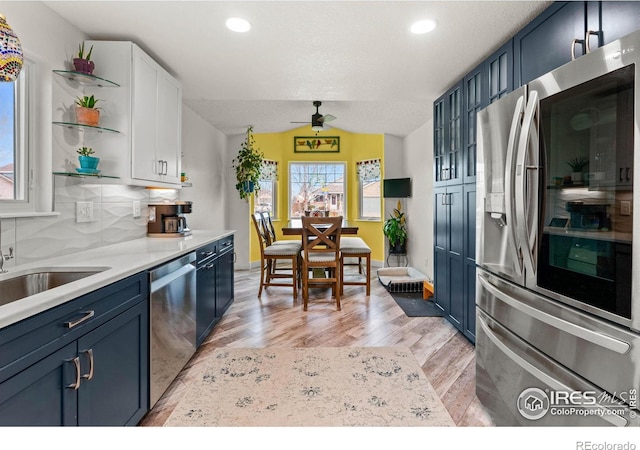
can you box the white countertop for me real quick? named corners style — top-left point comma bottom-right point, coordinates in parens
top-left (0, 230), bottom-right (235, 330)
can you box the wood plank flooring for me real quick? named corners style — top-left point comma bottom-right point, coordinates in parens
top-left (140, 266), bottom-right (495, 426)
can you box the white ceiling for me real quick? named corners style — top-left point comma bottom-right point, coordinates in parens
top-left (43, 0), bottom-right (551, 137)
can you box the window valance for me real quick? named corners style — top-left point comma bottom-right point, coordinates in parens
top-left (261, 159), bottom-right (278, 181)
top-left (356, 159), bottom-right (381, 181)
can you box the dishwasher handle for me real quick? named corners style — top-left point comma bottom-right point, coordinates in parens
top-left (151, 262), bottom-right (196, 294)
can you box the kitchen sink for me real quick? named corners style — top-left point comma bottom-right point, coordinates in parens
top-left (0, 267), bottom-right (109, 307)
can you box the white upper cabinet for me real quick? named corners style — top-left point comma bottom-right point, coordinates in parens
top-left (84, 41), bottom-right (182, 187)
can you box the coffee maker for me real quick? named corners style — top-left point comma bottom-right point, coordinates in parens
top-left (147, 201), bottom-right (193, 237)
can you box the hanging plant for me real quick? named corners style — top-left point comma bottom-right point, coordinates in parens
top-left (232, 126), bottom-right (264, 200)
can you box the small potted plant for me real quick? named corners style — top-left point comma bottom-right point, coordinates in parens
top-left (232, 126), bottom-right (264, 200)
top-left (383, 201), bottom-right (408, 254)
top-left (75, 95), bottom-right (101, 126)
top-left (567, 156), bottom-right (589, 183)
top-left (77, 146), bottom-right (99, 172)
top-left (73, 42), bottom-right (94, 74)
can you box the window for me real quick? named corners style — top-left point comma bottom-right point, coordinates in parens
top-left (357, 159), bottom-right (381, 220)
top-left (0, 58), bottom-right (32, 210)
top-left (254, 179), bottom-right (277, 217)
top-left (254, 159), bottom-right (278, 218)
top-left (289, 162), bottom-right (345, 218)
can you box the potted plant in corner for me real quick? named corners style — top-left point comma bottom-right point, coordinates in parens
top-left (75, 95), bottom-right (101, 126)
top-left (77, 146), bottom-right (100, 173)
top-left (383, 201), bottom-right (408, 254)
top-left (232, 126), bottom-right (264, 200)
top-left (73, 42), bottom-right (94, 74)
top-left (567, 156), bottom-right (589, 183)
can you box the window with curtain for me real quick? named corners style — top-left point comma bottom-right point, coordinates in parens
top-left (289, 162), bottom-right (346, 218)
top-left (356, 159), bottom-right (381, 220)
top-left (254, 159), bottom-right (278, 218)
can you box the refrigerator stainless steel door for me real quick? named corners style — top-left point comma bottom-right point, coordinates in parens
top-left (476, 308), bottom-right (638, 426)
top-left (476, 85), bottom-right (527, 284)
top-left (477, 269), bottom-right (640, 402)
top-left (526, 29), bottom-right (640, 331)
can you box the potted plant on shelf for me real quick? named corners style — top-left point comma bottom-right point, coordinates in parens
top-left (77, 146), bottom-right (99, 172)
top-left (567, 156), bottom-right (589, 183)
top-left (383, 201), bottom-right (408, 254)
top-left (73, 42), bottom-right (94, 74)
top-left (75, 95), bottom-right (101, 126)
top-left (232, 126), bottom-right (264, 200)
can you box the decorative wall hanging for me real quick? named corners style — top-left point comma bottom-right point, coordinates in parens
top-left (294, 136), bottom-right (340, 153)
top-left (0, 14), bottom-right (23, 82)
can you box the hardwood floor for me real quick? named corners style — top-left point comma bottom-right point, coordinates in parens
top-left (140, 266), bottom-right (495, 426)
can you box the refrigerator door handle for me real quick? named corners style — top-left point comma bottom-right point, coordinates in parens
top-left (477, 314), bottom-right (628, 427)
top-left (478, 274), bottom-right (631, 354)
top-left (504, 94), bottom-right (526, 276)
top-left (514, 90), bottom-right (539, 278)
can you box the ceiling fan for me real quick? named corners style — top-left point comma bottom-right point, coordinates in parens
top-left (290, 101), bottom-right (337, 131)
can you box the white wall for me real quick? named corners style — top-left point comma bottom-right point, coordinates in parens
top-left (382, 134), bottom-right (405, 234)
top-left (403, 120), bottom-right (434, 280)
top-left (179, 105), bottom-right (227, 231)
top-left (225, 133), bottom-right (251, 270)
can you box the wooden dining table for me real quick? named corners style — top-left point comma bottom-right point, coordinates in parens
top-left (281, 219), bottom-right (359, 236)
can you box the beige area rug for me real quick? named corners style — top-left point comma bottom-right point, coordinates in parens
top-left (164, 347), bottom-right (456, 427)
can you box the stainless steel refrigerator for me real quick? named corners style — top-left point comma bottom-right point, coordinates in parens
top-left (475, 29), bottom-right (640, 426)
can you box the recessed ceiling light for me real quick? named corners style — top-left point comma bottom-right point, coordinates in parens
top-left (410, 19), bottom-right (436, 35)
top-left (226, 17), bottom-right (251, 33)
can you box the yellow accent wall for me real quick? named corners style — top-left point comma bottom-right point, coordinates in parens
top-left (248, 126), bottom-right (385, 264)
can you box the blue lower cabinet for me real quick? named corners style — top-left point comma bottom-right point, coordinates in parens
top-left (0, 273), bottom-right (149, 426)
top-left (77, 301), bottom-right (148, 426)
top-left (0, 343), bottom-right (78, 425)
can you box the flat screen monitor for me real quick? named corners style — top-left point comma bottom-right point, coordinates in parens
top-left (383, 178), bottom-right (411, 198)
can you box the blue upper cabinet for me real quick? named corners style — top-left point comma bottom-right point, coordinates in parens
top-left (433, 81), bottom-right (463, 186)
top-left (514, 1), bottom-right (587, 86)
top-left (515, 1), bottom-right (640, 87)
top-left (463, 64), bottom-right (483, 184)
top-left (588, 1), bottom-right (640, 48)
top-left (486, 40), bottom-right (513, 105)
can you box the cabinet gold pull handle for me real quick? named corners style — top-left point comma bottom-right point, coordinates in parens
top-left (65, 310), bottom-right (95, 328)
top-left (570, 38), bottom-right (584, 60)
top-left (620, 168), bottom-right (624, 182)
top-left (82, 349), bottom-right (94, 380)
top-left (626, 167), bottom-right (631, 181)
top-left (585, 30), bottom-right (600, 53)
top-left (66, 357), bottom-right (81, 390)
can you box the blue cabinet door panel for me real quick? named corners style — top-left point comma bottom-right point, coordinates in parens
top-left (0, 343), bottom-right (77, 425)
top-left (596, 1), bottom-right (640, 46)
top-left (77, 300), bottom-right (148, 426)
top-left (514, 2), bottom-right (587, 86)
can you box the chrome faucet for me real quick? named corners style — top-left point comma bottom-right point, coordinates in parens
top-left (0, 246), bottom-right (13, 273)
top-left (0, 218), bottom-right (14, 273)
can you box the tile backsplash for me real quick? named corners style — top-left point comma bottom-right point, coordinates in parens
top-left (0, 177), bottom-right (179, 267)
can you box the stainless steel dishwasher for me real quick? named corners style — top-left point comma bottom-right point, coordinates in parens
top-left (149, 252), bottom-right (196, 407)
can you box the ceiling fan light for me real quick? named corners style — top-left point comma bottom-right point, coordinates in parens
top-left (311, 125), bottom-right (323, 132)
top-left (226, 17), bottom-right (251, 33)
top-left (410, 19), bottom-right (436, 35)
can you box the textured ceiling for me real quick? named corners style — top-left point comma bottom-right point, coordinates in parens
top-left (44, 1), bottom-right (551, 137)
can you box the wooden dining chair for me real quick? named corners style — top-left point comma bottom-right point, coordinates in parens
top-left (340, 237), bottom-right (371, 296)
top-left (251, 212), bottom-right (301, 299)
top-left (260, 211), bottom-right (302, 285)
top-left (300, 215), bottom-right (343, 311)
